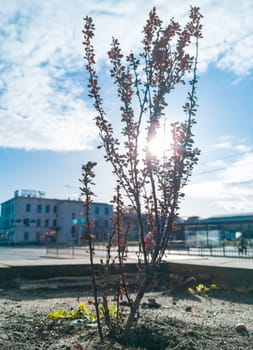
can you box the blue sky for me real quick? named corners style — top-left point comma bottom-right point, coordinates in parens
top-left (0, 0), bottom-right (253, 218)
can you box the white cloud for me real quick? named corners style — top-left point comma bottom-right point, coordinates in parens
top-left (219, 153), bottom-right (253, 186)
top-left (197, 0), bottom-right (253, 75)
top-left (216, 199), bottom-right (253, 213)
top-left (0, 0), bottom-right (100, 151)
top-left (207, 159), bottom-right (226, 168)
top-left (184, 151), bottom-right (253, 216)
top-left (0, 0), bottom-right (252, 151)
top-left (211, 135), bottom-right (252, 153)
top-left (0, 62), bottom-right (98, 151)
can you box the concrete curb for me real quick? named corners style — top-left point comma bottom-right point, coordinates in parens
top-left (1, 260), bottom-right (253, 292)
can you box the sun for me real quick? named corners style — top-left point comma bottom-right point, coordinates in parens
top-left (146, 128), bottom-right (173, 159)
top-left (137, 124), bottom-right (174, 162)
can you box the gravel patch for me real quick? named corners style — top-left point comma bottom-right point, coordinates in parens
top-left (0, 287), bottom-right (253, 349)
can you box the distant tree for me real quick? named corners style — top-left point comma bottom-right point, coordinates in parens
top-left (81, 6), bottom-right (203, 343)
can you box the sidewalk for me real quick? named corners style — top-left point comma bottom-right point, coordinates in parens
top-left (1, 248), bottom-right (253, 269)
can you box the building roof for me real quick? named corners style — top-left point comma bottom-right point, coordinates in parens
top-left (1, 193), bottom-right (112, 208)
top-left (184, 214), bottom-right (253, 225)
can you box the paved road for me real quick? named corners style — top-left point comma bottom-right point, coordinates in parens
top-left (0, 246), bottom-right (47, 261)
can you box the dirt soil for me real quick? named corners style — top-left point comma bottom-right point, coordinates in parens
top-left (0, 285), bottom-right (253, 350)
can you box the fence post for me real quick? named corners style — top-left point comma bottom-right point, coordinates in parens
top-left (222, 241), bottom-right (225, 256)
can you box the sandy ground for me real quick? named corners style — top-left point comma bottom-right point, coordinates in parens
top-left (1, 284), bottom-right (253, 350)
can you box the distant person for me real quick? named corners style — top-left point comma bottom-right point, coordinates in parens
top-left (238, 237), bottom-right (247, 255)
top-left (144, 232), bottom-right (155, 256)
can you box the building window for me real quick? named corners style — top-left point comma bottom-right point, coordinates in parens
top-left (37, 204), bottom-right (42, 213)
top-left (24, 232), bottom-right (29, 241)
top-left (23, 218), bottom-right (30, 226)
top-left (53, 219), bottom-right (57, 227)
top-left (45, 204), bottom-right (50, 213)
top-left (36, 232), bottom-right (40, 241)
top-left (16, 219), bottom-right (21, 223)
top-left (104, 207), bottom-right (109, 215)
top-left (95, 206), bottom-right (100, 215)
top-left (26, 203), bottom-right (31, 212)
top-left (53, 205), bottom-right (58, 214)
top-left (36, 219), bottom-right (41, 227)
top-left (45, 219), bottom-right (49, 227)
top-left (104, 219), bottom-right (109, 228)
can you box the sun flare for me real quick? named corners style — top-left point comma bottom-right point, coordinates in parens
top-left (146, 129), bottom-right (173, 159)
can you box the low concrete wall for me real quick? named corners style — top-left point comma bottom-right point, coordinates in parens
top-left (1, 262), bottom-right (253, 292)
top-left (0, 263), bottom-right (140, 283)
top-left (165, 262), bottom-right (253, 292)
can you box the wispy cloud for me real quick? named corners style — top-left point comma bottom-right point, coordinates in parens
top-left (185, 147), bottom-right (253, 215)
top-left (199, 0), bottom-right (253, 76)
top-left (210, 135), bottom-right (252, 155)
top-left (219, 153), bottom-right (253, 187)
top-left (0, 0), bottom-right (252, 151)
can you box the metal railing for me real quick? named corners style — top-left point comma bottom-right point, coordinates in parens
top-left (45, 241), bottom-right (253, 261)
top-left (166, 242), bottom-right (253, 260)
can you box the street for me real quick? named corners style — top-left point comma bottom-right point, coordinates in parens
top-left (0, 246), bottom-right (47, 261)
